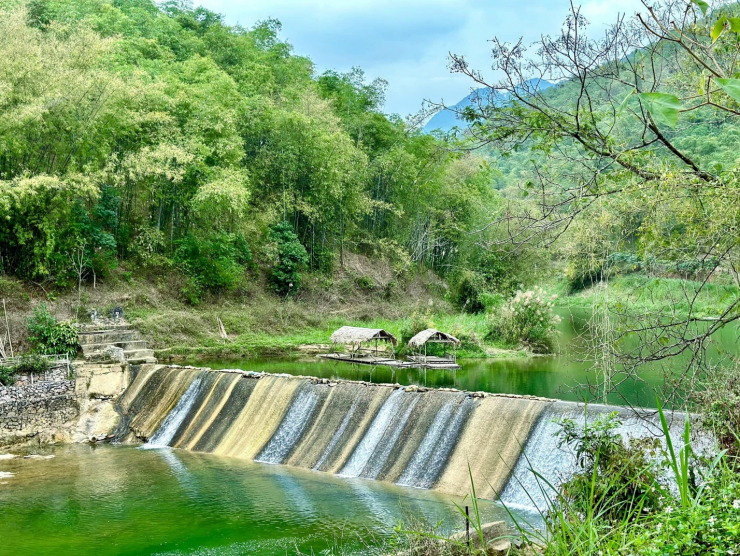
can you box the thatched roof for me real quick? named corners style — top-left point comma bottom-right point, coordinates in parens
top-left (408, 329), bottom-right (461, 348)
top-left (330, 326), bottom-right (398, 346)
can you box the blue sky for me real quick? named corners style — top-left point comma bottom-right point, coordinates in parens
top-left (197, 0), bottom-right (644, 116)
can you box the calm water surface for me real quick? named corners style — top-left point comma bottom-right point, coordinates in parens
top-left (0, 445), bottom-right (522, 556)
top-left (189, 308), bottom-right (740, 408)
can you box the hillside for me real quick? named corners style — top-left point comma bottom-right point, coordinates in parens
top-left (423, 78), bottom-right (553, 133)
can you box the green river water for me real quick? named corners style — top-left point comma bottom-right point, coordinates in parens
top-left (0, 444), bottom-right (518, 556)
top-left (190, 308), bottom-right (740, 408)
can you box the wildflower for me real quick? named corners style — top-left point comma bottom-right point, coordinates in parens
top-left (708, 516), bottom-right (716, 527)
top-left (665, 506), bottom-right (673, 514)
top-left (734, 500), bottom-right (740, 509)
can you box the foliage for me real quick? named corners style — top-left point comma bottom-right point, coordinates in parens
top-left (0, 364), bottom-right (16, 386)
top-left (555, 411), bottom-right (663, 521)
top-left (267, 221), bottom-right (309, 296)
top-left (9, 354), bottom-right (51, 376)
top-left (26, 303), bottom-right (79, 356)
top-left (487, 288), bottom-right (560, 352)
top-left (174, 232), bottom-right (252, 299)
top-left (399, 310), bottom-right (434, 344)
top-left (0, 1), bottom-right (505, 299)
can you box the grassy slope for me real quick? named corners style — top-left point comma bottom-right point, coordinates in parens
top-left (552, 273), bottom-right (739, 318)
top-left (0, 255), bottom-right (523, 360)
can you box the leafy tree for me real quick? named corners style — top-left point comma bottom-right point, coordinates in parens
top-left (267, 221), bottom-right (308, 296)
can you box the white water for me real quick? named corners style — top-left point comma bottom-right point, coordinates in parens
top-left (339, 389), bottom-right (405, 478)
top-left (144, 377), bottom-right (203, 449)
top-left (362, 395), bottom-right (420, 479)
top-left (398, 397), bottom-right (472, 489)
top-left (396, 399), bottom-right (455, 487)
top-left (313, 393), bottom-right (361, 471)
top-left (256, 389), bottom-right (318, 464)
top-left (500, 404), bottom-right (587, 511)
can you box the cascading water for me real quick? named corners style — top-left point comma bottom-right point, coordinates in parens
top-left (397, 396), bottom-right (472, 489)
top-left (313, 393), bottom-right (361, 471)
top-left (338, 389), bottom-right (405, 478)
top-left (120, 366), bottom-right (692, 504)
top-left (144, 376), bottom-right (204, 449)
top-left (256, 389), bottom-right (318, 464)
top-left (360, 394), bottom-right (420, 479)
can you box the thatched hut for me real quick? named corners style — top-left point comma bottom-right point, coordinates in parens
top-left (329, 326), bottom-right (398, 359)
top-left (407, 328), bottom-right (460, 365)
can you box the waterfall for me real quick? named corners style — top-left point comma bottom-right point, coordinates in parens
top-left (397, 396), bottom-right (472, 489)
top-left (119, 366), bottom-right (693, 502)
top-left (256, 389), bottom-right (319, 464)
top-left (361, 394), bottom-right (420, 479)
top-left (499, 403), bottom-right (581, 511)
top-left (339, 389), bottom-right (405, 478)
top-left (144, 377), bottom-right (203, 449)
top-left (313, 393), bottom-right (361, 471)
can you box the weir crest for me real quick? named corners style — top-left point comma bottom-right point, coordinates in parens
top-left (121, 365), bottom-right (687, 509)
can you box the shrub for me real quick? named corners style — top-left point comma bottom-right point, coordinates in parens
top-left (487, 287), bottom-right (560, 352)
top-left (174, 232), bottom-right (252, 298)
top-left (399, 311), bottom-right (434, 344)
top-left (11, 354), bottom-right (51, 375)
top-left (0, 365), bottom-right (16, 386)
top-left (555, 411), bottom-right (663, 522)
top-left (26, 303), bottom-right (80, 356)
top-left (451, 270), bottom-right (487, 313)
top-left (267, 222), bottom-right (309, 296)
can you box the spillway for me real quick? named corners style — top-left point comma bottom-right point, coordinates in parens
top-left (118, 365), bottom-right (689, 508)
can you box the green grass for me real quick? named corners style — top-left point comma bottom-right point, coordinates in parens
top-left (556, 274), bottom-right (739, 318)
top-left (143, 307), bottom-right (525, 360)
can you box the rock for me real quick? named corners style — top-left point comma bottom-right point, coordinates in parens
top-left (487, 539), bottom-right (512, 555)
top-left (23, 454), bottom-right (54, 460)
top-left (0, 454), bottom-right (17, 460)
top-left (450, 521), bottom-right (510, 553)
top-left (404, 385), bottom-right (419, 392)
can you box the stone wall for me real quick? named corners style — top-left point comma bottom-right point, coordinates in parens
top-left (0, 380), bottom-right (79, 447)
top-left (0, 362), bottom-right (134, 448)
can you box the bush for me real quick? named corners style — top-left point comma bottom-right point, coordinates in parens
top-left (26, 303), bottom-right (80, 356)
top-left (630, 466), bottom-right (740, 555)
top-left (0, 365), bottom-right (16, 386)
top-left (487, 287), bottom-right (560, 352)
top-left (399, 311), bottom-right (434, 344)
top-left (174, 232), bottom-right (253, 298)
top-left (10, 354), bottom-right (51, 375)
top-left (555, 411), bottom-right (663, 522)
top-left (451, 270), bottom-right (487, 313)
top-left (267, 222), bottom-right (309, 296)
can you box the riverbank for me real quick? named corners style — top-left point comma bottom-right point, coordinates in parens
top-left (0, 265), bottom-right (529, 361)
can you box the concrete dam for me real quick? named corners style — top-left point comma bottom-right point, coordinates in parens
top-left (118, 365), bottom-right (675, 508)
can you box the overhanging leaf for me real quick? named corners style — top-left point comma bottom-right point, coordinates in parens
top-left (690, 0), bottom-right (709, 15)
top-left (712, 15), bottom-right (727, 43)
top-left (716, 78), bottom-right (740, 104)
top-left (729, 17), bottom-right (740, 33)
top-left (638, 92), bottom-right (681, 128)
top-left (617, 88), bottom-right (635, 115)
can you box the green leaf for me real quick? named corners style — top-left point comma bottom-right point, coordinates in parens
top-left (712, 15), bottom-right (727, 44)
top-left (617, 88), bottom-right (635, 115)
top-left (729, 17), bottom-right (740, 33)
top-left (716, 78), bottom-right (740, 104)
top-left (638, 92), bottom-right (681, 128)
top-left (690, 0), bottom-right (709, 15)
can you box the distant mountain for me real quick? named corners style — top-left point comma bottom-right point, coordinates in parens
top-left (423, 79), bottom-right (554, 134)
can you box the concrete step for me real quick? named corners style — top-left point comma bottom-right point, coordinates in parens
top-left (127, 356), bottom-right (158, 365)
top-left (78, 330), bottom-right (140, 345)
top-left (123, 348), bottom-right (156, 361)
top-left (81, 341), bottom-right (148, 355)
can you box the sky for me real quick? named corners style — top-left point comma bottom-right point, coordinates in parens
top-left (197, 0), bottom-right (645, 116)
